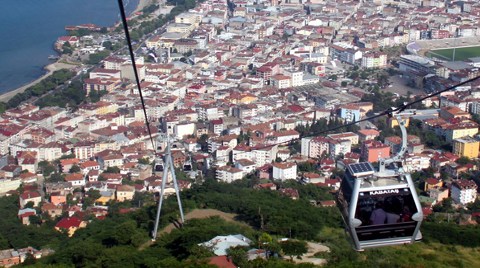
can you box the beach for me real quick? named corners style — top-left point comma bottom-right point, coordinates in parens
top-left (134, 0), bottom-right (153, 13)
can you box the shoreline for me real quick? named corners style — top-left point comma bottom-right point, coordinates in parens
top-left (0, 0), bottom-right (151, 104)
top-left (134, 0), bottom-right (153, 14)
top-left (0, 61), bottom-right (77, 103)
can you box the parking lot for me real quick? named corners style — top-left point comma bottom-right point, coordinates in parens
top-left (383, 75), bottom-right (424, 96)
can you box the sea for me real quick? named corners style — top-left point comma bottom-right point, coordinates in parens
top-left (0, 0), bottom-right (139, 94)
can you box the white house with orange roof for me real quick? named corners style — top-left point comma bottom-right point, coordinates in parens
top-left (216, 166), bottom-right (244, 183)
top-left (80, 160), bottom-right (100, 174)
top-left (64, 173), bottom-right (85, 188)
top-left (19, 191), bottom-right (42, 208)
top-left (272, 162), bottom-right (297, 181)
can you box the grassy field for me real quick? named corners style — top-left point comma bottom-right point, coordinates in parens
top-left (318, 227), bottom-right (480, 268)
top-left (427, 46), bottom-right (480, 61)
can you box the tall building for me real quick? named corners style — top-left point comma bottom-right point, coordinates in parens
top-left (361, 140), bottom-right (390, 162)
top-left (452, 137), bottom-right (479, 158)
top-left (451, 180), bottom-right (477, 205)
top-left (361, 52), bottom-right (388, 68)
top-left (272, 162), bottom-right (297, 181)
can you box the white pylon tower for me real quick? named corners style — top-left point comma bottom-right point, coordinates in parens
top-left (152, 135), bottom-right (185, 241)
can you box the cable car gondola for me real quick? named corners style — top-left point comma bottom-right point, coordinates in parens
top-left (183, 160), bottom-right (192, 171)
top-left (154, 156), bottom-right (164, 173)
top-left (337, 110), bottom-right (423, 251)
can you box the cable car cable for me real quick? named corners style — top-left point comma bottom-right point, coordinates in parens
top-left (117, 0), bottom-right (155, 150)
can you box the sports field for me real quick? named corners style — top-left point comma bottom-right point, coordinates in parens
top-left (427, 46), bottom-right (480, 61)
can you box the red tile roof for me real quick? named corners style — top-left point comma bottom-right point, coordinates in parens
top-left (20, 191), bottom-right (41, 200)
top-left (55, 216), bottom-right (82, 229)
top-left (208, 256), bottom-right (236, 268)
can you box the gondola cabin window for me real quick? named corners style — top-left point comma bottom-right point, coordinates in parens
top-left (354, 188), bottom-right (418, 242)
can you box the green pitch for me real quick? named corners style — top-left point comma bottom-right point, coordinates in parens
top-left (427, 46), bottom-right (480, 61)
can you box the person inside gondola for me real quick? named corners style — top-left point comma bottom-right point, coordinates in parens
top-left (385, 208), bottom-right (400, 224)
top-left (385, 197), bottom-right (401, 224)
top-left (370, 201), bottom-right (387, 225)
top-left (400, 206), bottom-right (412, 222)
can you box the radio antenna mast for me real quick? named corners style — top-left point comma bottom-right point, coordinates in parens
top-left (152, 135), bottom-right (185, 240)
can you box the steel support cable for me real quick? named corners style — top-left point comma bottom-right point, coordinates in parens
top-left (117, 0), bottom-right (156, 150)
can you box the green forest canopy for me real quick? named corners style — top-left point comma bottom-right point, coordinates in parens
top-left (1, 179), bottom-right (480, 267)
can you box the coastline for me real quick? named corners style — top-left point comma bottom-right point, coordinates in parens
top-left (134, 0), bottom-right (153, 14)
top-left (0, 0), bottom-right (151, 104)
top-left (0, 61), bottom-right (77, 103)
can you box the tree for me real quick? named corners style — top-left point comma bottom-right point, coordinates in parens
top-left (88, 89), bottom-right (108, 103)
top-left (226, 246), bottom-right (248, 267)
top-left (348, 71), bottom-right (359, 80)
top-left (258, 233), bottom-right (281, 255)
top-left (62, 42), bottom-right (73, 55)
top-left (24, 201), bottom-right (35, 208)
top-left (197, 134), bottom-right (209, 152)
top-left (69, 165), bottom-right (81, 173)
top-left (28, 215), bottom-right (42, 225)
top-left (433, 197), bottom-right (454, 213)
top-left (48, 173), bottom-right (65, 183)
top-left (105, 166), bottom-right (121, 173)
top-left (87, 50), bottom-right (111, 65)
top-left (138, 158), bottom-right (150, 165)
top-left (297, 162), bottom-right (317, 173)
top-left (0, 235), bottom-right (9, 250)
top-left (0, 102), bottom-right (7, 114)
top-left (328, 75), bottom-right (337, 81)
top-left (341, 81), bottom-right (348, 87)
top-left (280, 240), bottom-right (308, 260)
top-left (38, 161), bottom-right (55, 176)
top-left (102, 41), bottom-right (114, 50)
top-left (456, 156), bottom-right (471, 165)
top-left (237, 132), bottom-right (250, 144)
top-left (376, 71), bottom-right (390, 88)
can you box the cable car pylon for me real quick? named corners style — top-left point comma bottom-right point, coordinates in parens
top-left (152, 135), bottom-right (185, 241)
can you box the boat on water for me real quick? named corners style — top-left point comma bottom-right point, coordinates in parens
top-left (48, 55), bottom-right (60, 60)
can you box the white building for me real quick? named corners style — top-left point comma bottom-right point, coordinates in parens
top-left (174, 122), bottom-right (196, 139)
top-left (301, 137), bottom-right (330, 158)
top-left (198, 234), bottom-right (251, 256)
top-left (270, 74), bottom-right (291, 89)
top-left (328, 139), bottom-right (351, 157)
top-left (451, 180), bottom-right (477, 205)
top-left (0, 178), bottom-right (21, 195)
top-left (216, 166), bottom-right (244, 183)
top-left (235, 159), bottom-right (256, 176)
top-left (272, 162), bottom-right (297, 181)
top-left (361, 52), bottom-right (388, 68)
top-left (197, 105), bottom-right (222, 121)
top-left (327, 132), bottom-right (359, 145)
top-left (403, 155), bottom-right (431, 172)
top-left (284, 69), bottom-right (304, 87)
top-left (252, 145), bottom-right (278, 167)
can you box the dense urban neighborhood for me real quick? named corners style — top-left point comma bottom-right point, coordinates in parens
top-left (2, 0), bottom-right (480, 267)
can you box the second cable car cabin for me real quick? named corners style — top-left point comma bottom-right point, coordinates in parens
top-left (154, 156), bottom-right (164, 173)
